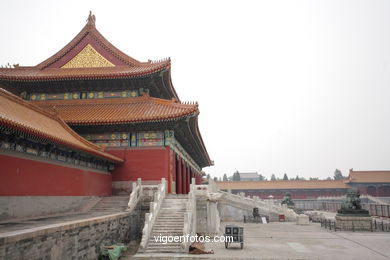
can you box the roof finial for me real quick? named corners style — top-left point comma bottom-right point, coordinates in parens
top-left (52, 106), bottom-right (59, 116)
top-left (87, 11), bottom-right (96, 26)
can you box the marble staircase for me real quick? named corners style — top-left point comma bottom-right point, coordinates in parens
top-left (144, 195), bottom-right (188, 253)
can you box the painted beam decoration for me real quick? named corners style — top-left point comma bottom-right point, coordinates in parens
top-left (83, 131), bottom-right (166, 148)
top-left (137, 132), bottom-right (164, 147)
top-left (86, 90), bottom-right (139, 99)
top-left (84, 132), bottom-right (130, 148)
top-left (0, 130), bottom-right (113, 171)
top-left (81, 130), bottom-right (201, 172)
top-left (27, 89), bottom-right (144, 101)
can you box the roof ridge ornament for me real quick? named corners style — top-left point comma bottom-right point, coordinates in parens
top-left (87, 11), bottom-right (96, 26)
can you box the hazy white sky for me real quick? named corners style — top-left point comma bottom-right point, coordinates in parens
top-left (1, 0), bottom-right (389, 180)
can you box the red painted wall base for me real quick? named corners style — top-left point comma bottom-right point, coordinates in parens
top-left (108, 147), bottom-right (171, 192)
top-left (0, 154), bottom-right (112, 196)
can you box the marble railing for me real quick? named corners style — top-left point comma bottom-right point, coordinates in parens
top-left (317, 195), bottom-right (387, 205)
top-left (317, 195), bottom-right (345, 200)
top-left (218, 190), bottom-right (297, 221)
top-left (194, 184), bottom-right (209, 196)
top-left (363, 195), bottom-right (388, 205)
top-left (139, 178), bottom-right (166, 252)
top-left (192, 179), bottom-right (296, 221)
top-left (127, 178), bottom-right (142, 212)
top-left (182, 178), bottom-right (197, 252)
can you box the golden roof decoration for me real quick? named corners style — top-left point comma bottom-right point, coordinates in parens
top-left (61, 44), bottom-right (115, 68)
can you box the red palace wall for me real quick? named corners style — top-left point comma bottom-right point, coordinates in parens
top-left (0, 154), bottom-right (112, 196)
top-left (108, 147), bottom-right (171, 192)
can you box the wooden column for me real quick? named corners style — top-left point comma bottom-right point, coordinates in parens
top-left (189, 168), bottom-right (193, 185)
top-left (186, 165), bottom-right (190, 193)
top-left (176, 156), bottom-right (182, 194)
top-left (171, 151), bottom-right (176, 194)
top-left (182, 160), bottom-right (187, 194)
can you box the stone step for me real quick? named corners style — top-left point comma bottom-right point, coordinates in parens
top-left (99, 197), bottom-right (128, 200)
top-left (152, 228), bottom-right (184, 231)
top-left (159, 211), bottom-right (185, 213)
top-left (91, 205), bottom-right (126, 208)
top-left (155, 220), bottom-right (184, 223)
top-left (157, 212), bottom-right (185, 216)
top-left (152, 228), bottom-right (183, 236)
top-left (153, 226), bottom-right (184, 229)
top-left (154, 223), bottom-right (184, 225)
top-left (159, 210), bottom-right (186, 212)
top-left (155, 221), bottom-right (184, 224)
top-left (90, 208), bottom-right (126, 211)
top-left (145, 248), bottom-right (182, 253)
top-left (145, 245), bottom-right (182, 250)
top-left (147, 242), bottom-right (182, 247)
top-left (159, 211), bottom-right (186, 213)
top-left (160, 209), bottom-right (186, 211)
top-left (159, 209), bottom-right (186, 211)
top-left (156, 217), bottom-right (184, 220)
top-left (161, 205), bottom-right (186, 207)
top-left (161, 202), bottom-right (186, 204)
top-left (152, 227), bottom-right (184, 231)
top-left (155, 219), bottom-right (184, 222)
top-left (158, 214), bottom-right (185, 216)
top-left (90, 207), bottom-right (127, 211)
top-left (151, 233), bottom-right (183, 236)
top-left (156, 218), bottom-right (184, 220)
top-left (161, 206), bottom-right (186, 208)
top-left (154, 222), bottom-right (184, 225)
top-left (161, 207), bottom-right (186, 209)
top-left (161, 207), bottom-right (186, 208)
top-left (152, 230), bottom-right (184, 233)
top-left (148, 237), bottom-right (183, 242)
top-left (159, 212), bottom-right (186, 214)
top-left (95, 201), bottom-right (128, 204)
top-left (161, 203), bottom-right (186, 205)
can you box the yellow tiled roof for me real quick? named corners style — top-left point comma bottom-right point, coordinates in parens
top-left (0, 88), bottom-right (122, 163)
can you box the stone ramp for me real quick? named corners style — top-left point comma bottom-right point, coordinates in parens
top-left (0, 207), bottom-right (141, 260)
top-left (89, 195), bottom-right (129, 213)
top-left (0, 196), bottom-right (131, 235)
top-left (143, 195), bottom-right (188, 253)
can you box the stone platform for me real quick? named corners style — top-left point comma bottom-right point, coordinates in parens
top-left (335, 215), bottom-right (372, 231)
top-left (0, 196), bottom-right (144, 260)
top-left (296, 214), bottom-right (310, 225)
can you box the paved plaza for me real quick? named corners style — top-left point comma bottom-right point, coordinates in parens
top-left (131, 222), bottom-right (390, 259)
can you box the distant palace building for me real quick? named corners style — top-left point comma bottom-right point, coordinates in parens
top-left (0, 13), bottom-right (212, 199)
top-left (230, 172), bottom-right (260, 181)
top-left (218, 169), bottom-right (390, 199)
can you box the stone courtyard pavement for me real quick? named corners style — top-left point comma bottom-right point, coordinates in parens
top-left (131, 222), bottom-right (390, 259)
